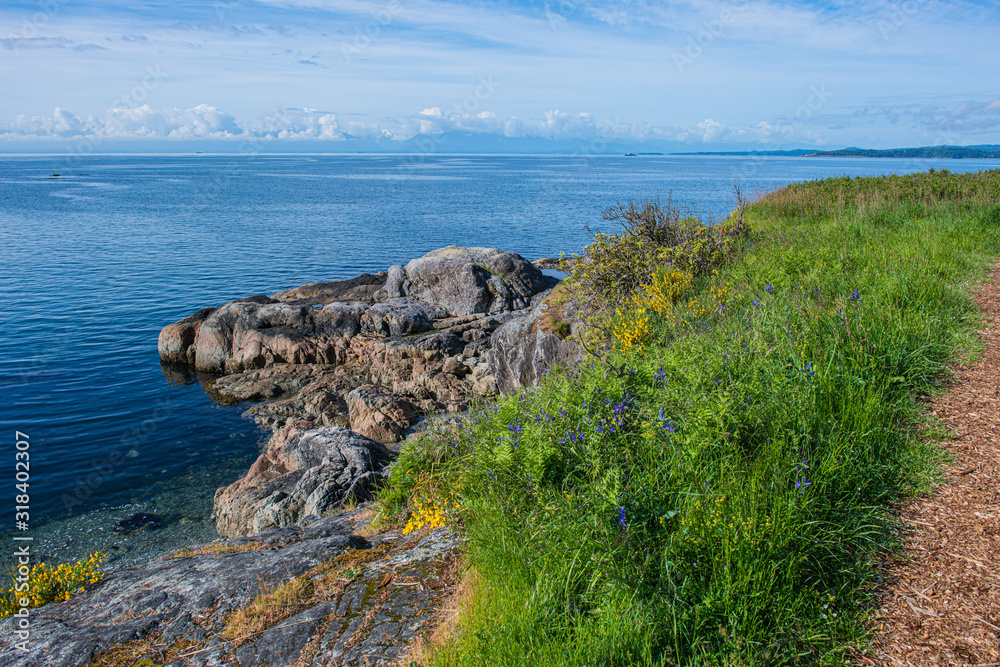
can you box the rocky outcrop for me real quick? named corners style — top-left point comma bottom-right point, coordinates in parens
top-left (193, 299), bottom-right (352, 374)
top-left (0, 247), bottom-right (587, 667)
top-left (0, 508), bottom-right (459, 667)
top-left (159, 248), bottom-right (550, 389)
top-left (383, 246), bottom-right (547, 315)
top-left (487, 285), bottom-right (586, 393)
top-left (157, 306), bottom-right (216, 365)
top-left (214, 422), bottom-right (394, 539)
top-left (360, 298), bottom-right (447, 337)
top-left (155, 246), bottom-right (573, 537)
top-left (271, 272), bottom-right (387, 305)
top-left (346, 385), bottom-right (417, 444)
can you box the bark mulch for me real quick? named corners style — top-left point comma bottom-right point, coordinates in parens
top-left (864, 265), bottom-right (1000, 667)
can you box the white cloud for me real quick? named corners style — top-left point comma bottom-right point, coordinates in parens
top-left (2, 105), bottom-right (240, 139)
top-left (2, 99), bottom-right (996, 148)
top-left (696, 118), bottom-right (727, 142)
top-left (247, 108), bottom-right (351, 139)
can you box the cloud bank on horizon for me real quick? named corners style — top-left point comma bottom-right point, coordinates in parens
top-left (1, 0), bottom-right (998, 150)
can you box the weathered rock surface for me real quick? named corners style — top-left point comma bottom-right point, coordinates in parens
top-left (195, 300), bottom-right (353, 374)
top-left (157, 306), bottom-right (216, 365)
top-left (162, 248), bottom-right (549, 375)
top-left (272, 272), bottom-right (387, 305)
top-left (20, 246), bottom-right (589, 667)
top-left (387, 246), bottom-right (547, 316)
top-left (361, 297), bottom-right (447, 337)
top-left (346, 385), bottom-right (417, 444)
top-left (155, 246), bottom-right (578, 538)
top-left (214, 423), bottom-right (394, 539)
top-left (487, 286), bottom-right (586, 393)
top-left (0, 508), bottom-right (459, 667)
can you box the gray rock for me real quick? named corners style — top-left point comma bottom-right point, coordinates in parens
top-left (214, 425), bottom-right (394, 538)
top-left (236, 601), bottom-right (334, 666)
top-left (0, 511), bottom-right (459, 667)
top-left (383, 330), bottom-right (465, 363)
top-left (487, 290), bottom-right (585, 393)
top-left (194, 299), bottom-right (325, 373)
top-left (442, 357), bottom-right (470, 377)
top-left (361, 298), bottom-right (448, 337)
top-left (347, 385), bottom-right (417, 444)
top-left (315, 301), bottom-right (370, 338)
top-left (383, 264), bottom-right (407, 298)
top-left (271, 272), bottom-right (387, 305)
top-left (214, 365), bottom-right (353, 429)
top-left (400, 246), bottom-right (547, 316)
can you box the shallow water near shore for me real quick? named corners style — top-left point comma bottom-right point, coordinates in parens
top-left (2, 153), bottom-right (999, 566)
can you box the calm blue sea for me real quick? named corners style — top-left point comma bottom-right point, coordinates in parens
top-left (2, 152), bottom-right (999, 564)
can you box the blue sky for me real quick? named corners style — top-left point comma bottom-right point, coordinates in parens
top-left (1, 0), bottom-right (998, 149)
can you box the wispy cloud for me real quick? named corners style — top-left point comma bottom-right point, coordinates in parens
top-left (0, 36), bottom-right (107, 51)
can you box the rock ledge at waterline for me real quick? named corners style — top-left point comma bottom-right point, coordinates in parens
top-left (157, 246), bottom-right (584, 537)
top-left (0, 247), bottom-right (587, 666)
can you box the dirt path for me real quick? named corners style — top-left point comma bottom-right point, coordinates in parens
top-left (865, 265), bottom-right (1000, 666)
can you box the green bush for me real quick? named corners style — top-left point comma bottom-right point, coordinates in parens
top-left (560, 196), bottom-right (747, 339)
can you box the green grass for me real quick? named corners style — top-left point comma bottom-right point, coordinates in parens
top-left (380, 169), bottom-right (1000, 666)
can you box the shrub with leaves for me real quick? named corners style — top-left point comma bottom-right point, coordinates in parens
top-left (561, 195), bottom-right (746, 343)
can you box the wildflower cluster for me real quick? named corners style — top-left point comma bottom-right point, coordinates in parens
top-left (402, 492), bottom-right (454, 534)
top-left (1, 552), bottom-right (105, 617)
top-left (612, 268), bottom-right (694, 350)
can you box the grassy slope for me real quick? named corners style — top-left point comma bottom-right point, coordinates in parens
top-left (380, 170), bottom-right (1000, 666)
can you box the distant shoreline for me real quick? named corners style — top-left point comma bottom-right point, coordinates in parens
top-left (673, 145), bottom-right (1000, 159)
top-left (2, 141), bottom-right (1000, 159)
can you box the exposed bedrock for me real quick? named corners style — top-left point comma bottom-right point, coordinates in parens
top-left (487, 285), bottom-right (586, 393)
top-left (213, 422), bottom-right (394, 539)
top-left (156, 248), bottom-right (584, 538)
top-left (157, 247), bottom-right (548, 375)
top-left (0, 508), bottom-right (460, 667)
top-left (383, 245), bottom-right (547, 315)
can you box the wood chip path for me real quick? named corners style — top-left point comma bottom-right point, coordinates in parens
top-left (865, 264), bottom-right (1000, 666)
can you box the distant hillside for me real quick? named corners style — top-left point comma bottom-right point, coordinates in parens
top-left (807, 145), bottom-right (1000, 158)
top-left (677, 145), bottom-right (1000, 159)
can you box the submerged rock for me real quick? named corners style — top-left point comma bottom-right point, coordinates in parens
top-left (112, 512), bottom-right (163, 535)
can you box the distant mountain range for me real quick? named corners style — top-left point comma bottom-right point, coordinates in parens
top-left (679, 145), bottom-right (1000, 159)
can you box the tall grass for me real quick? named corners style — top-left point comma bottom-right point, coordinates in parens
top-left (380, 170), bottom-right (1000, 666)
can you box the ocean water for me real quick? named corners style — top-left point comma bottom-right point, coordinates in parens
top-left (2, 152), bottom-right (999, 566)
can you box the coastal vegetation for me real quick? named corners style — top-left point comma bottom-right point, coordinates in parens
top-left (378, 169), bottom-right (1000, 665)
top-left (0, 552), bottom-right (105, 617)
